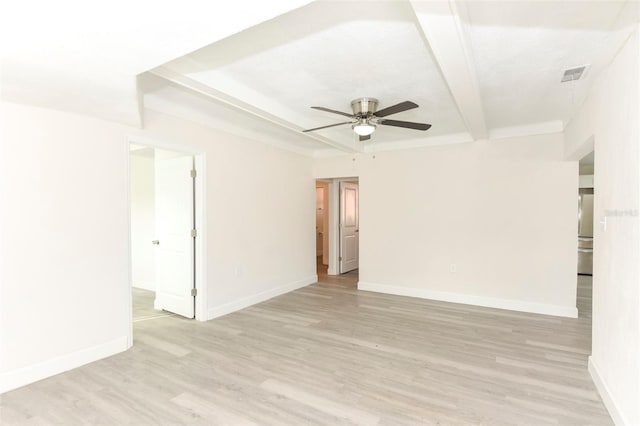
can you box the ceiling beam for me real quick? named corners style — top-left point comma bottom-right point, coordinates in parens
top-left (149, 67), bottom-right (361, 154)
top-left (409, 0), bottom-right (488, 140)
top-left (135, 75), bottom-right (146, 129)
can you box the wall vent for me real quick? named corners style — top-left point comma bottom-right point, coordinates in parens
top-left (561, 65), bottom-right (588, 82)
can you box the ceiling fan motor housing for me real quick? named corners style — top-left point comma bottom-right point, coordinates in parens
top-left (351, 97), bottom-right (378, 118)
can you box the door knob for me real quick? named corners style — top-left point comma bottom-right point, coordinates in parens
top-left (152, 240), bottom-right (160, 245)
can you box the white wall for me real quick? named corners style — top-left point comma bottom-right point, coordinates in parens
top-left (0, 102), bottom-right (316, 393)
top-left (565, 26), bottom-right (640, 426)
top-left (137, 110), bottom-right (316, 319)
top-left (0, 101), bottom-right (131, 393)
top-left (314, 133), bottom-right (578, 317)
top-left (130, 153), bottom-right (156, 291)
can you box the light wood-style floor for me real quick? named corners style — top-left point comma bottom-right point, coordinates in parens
top-left (1, 273), bottom-right (611, 425)
top-left (132, 287), bottom-right (175, 322)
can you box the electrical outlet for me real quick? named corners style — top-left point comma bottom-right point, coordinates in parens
top-left (449, 264), bottom-right (457, 273)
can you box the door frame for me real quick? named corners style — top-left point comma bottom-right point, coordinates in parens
top-left (126, 134), bottom-right (208, 345)
top-left (565, 135), bottom-right (595, 312)
top-left (316, 177), bottom-right (359, 276)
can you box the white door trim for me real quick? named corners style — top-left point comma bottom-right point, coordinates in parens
top-left (126, 134), bottom-right (208, 334)
top-left (317, 177), bottom-right (359, 276)
top-left (327, 180), bottom-right (339, 275)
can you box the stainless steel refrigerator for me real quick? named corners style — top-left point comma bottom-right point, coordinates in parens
top-left (578, 193), bottom-right (594, 275)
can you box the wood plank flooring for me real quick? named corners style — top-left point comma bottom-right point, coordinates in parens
top-left (1, 274), bottom-right (611, 425)
top-left (132, 288), bottom-right (175, 322)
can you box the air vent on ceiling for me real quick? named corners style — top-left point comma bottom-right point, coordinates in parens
top-left (561, 65), bottom-right (588, 82)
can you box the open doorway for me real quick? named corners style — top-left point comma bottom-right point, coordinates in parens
top-left (577, 151), bottom-right (595, 317)
top-left (129, 142), bottom-right (206, 330)
top-left (315, 178), bottom-right (359, 283)
top-left (130, 145), bottom-right (167, 322)
top-left (316, 181), bottom-right (329, 275)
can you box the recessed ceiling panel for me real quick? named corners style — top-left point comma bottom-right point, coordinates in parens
top-left (154, 0), bottom-right (634, 151)
top-left (163, 1), bottom-right (467, 149)
top-left (465, 0), bottom-right (631, 131)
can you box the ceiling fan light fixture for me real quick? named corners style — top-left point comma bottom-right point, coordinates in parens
top-left (353, 122), bottom-right (376, 136)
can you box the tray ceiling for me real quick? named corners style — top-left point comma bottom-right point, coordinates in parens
top-left (0, 0), bottom-right (640, 155)
top-left (139, 0), bottom-right (635, 155)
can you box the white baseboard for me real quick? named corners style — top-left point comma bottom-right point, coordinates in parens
top-left (357, 281), bottom-right (578, 318)
top-left (589, 356), bottom-right (627, 426)
top-left (0, 335), bottom-right (129, 394)
top-left (207, 275), bottom-right (317, 320)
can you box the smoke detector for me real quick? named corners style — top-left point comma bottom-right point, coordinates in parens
top-left (561, 65), bottom-right (589, 82)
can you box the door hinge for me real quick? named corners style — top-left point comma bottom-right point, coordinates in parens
top-left (191, 229), bottom-right (197, 238)
top-left (190, 169), bottom-right (197, 178)
top-left (339, 256), bottom-right (342, 261)
top-left (191, 288), bottom-right (197, 297)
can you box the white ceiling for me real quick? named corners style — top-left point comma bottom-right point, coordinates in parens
top-left (465, 1), bottom-right (633, 135)
top-left (161, 1), bottom-right (467, 146)
top-left (0, 0), bottom-right (312, 125)
top-left (144, 0), bottom-right (635, 155)
top-left (2, 1), bottom-right (637, 156)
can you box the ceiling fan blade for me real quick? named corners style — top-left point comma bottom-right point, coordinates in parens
top-left (359, 134), bottom-right (371, 142)
top-left (311, 106), bottom-right (354, 118)
top-left (378, 119), bottom-right (431, 131)
top-left (375, 101), bottom-right (419, 117)
top-left (302, 121), bottom-right (352, 132)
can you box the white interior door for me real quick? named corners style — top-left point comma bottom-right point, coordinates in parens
top-left (154, 150), bottom-right (195, 318)
top-left (340, 181), bottom-right (359, 273)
